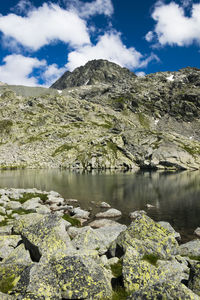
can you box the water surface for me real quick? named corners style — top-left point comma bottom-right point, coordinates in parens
top-left (0, 169), bottom-right (199, 242)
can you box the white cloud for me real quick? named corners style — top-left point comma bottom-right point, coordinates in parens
top-left (66, 32), bottom-right (153, 71)
top-left (67, 0), bottom-right (114, 18)
top-left (145, 31), bottom-right (154, 42)
top-left (181, 0), bottom-right (192, 8)
top-left (42, 64), bottom-right (66, 87)
top-left (146, 2), bottom-right (200, 46)
top-left (12, 0), bottom-right (33, 14)
top-left (0, 54), bottom-right (46, 86)
top-left (0, 3), bottom-right (90, 51)
top-left (136, 72), bottom-right (146, 77)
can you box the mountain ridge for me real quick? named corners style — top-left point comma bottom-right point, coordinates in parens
top-left (0, 59), bottom-right (199, 170)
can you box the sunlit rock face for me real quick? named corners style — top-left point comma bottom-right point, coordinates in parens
top-left (0, 60), bottom-right (200, 170)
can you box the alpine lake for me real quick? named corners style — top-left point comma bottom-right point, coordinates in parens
top-left (0, 169), bottom-right (199, 243)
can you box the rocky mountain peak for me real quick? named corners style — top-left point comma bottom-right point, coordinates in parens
top-left (50, 59), bottom-right (136, 89)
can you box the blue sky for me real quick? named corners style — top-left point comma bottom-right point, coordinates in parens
top-left (0, 0), bottom-right (200, 86)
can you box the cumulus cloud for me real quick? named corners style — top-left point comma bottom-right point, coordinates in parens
top-left (12, 0), bottom-right (33, 14)
top-left (0, 3), bottom-right (90, 51)
top-left (42, 64), bottom-right (66, 87)
top-left (136, 71), bottom-right (146, 77)
top-left (146, 2), bottom-right (200, 46)
top-left (67, 0), bottom-right (114, 18)
top-left (66, 32), bottom-right (147, 71)
top-left (0, 54), bottom-right (46, 86)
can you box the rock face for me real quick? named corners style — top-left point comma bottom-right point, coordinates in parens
top-left (51, 59), bottom-right (136, 89)
top-left (0, 61), bottom-right (200, 170)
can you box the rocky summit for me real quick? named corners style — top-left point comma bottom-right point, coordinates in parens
top-left (0, 59), bottom-right (200, 170)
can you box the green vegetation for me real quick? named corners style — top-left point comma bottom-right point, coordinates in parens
top-left (142, 254), bottom-right (159, 266)
top-left (110, 259), bottom-right (123, 277)
top-left (12, 208), bottom-right (35, 215)
top-left (0, 119), bottom-right (13, 133)
top-left (62, 214), bottom-right (81, 227)
top-left (137, 113), bottom-right (150, 129)
top-left (52, 144), bottom-right (76, 157)
top-left (111, 287), bottom-right (129, 300)
top-left (107, 141), bottom-right (118, 158)
top-left (10, 193), bottom-right (48, 204)
top-left (0, 274), bottom-right (17, 293)
top-left (181, 144), bottom-right (200, 156)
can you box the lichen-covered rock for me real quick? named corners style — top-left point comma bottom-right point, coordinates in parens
top-left (122, 247), bottom-right (189, 293)
top-left (179, 240), bottom-right (200, 257)
top-left (13, 213), bottom-right (74, 262)
top-left (109, 214), bottom-right (178, 259)
top-left (52, 255), bottom-right (112, 299)
top-left (158, 221), bottom-right (181, 240)
top-left (89, 218), bottom-right (121, 228)
top-left (188, 262), bottom-right (200, 296)
top-left (127, 281), bottom-right (200, 300)
top-left (0, 292), bottom-right (15, 299)
top-left (2, 243), bottom-right (32, 266)
top-left (0, 235), bottom-right (21, 260)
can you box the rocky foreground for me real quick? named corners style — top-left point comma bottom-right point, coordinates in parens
top-left (0, 60), bottom-right (200, 170)
top-left (0, 188), bottom-right (199, 299)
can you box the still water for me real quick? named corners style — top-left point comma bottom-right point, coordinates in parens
top-left (0, 169), bottom-right (199, 242)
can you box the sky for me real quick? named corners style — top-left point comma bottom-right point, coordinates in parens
top-left (0, 0), bottom-right (200, 87)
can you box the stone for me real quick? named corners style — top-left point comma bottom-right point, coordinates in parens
top-left (0, 292), bottom-right (15, 299)
top-left (89, 218), bottom-right (122, 228)
top-left (2, 243), bottom-right (32, 266)
top-left (127, 281), bottom-right (200, 300)
top-left (72, 207), bottom-right (90, 219)
top-left (5, 201), bottom-right (22, 210)
top-left (158, 221), bottom-right (181, 240)
top-left (188, 262), bottom-right (200, 296)
top-left (0, 215), bottom-right (5, 222)
top-left (0, 235), bottom-right (21, 260)
top-left (109, 214), bottom-right (179, 259)
top-left (194, 227), bottom-right (200, 237)
top-left (179, 240), bottom-right (200, 257)
top-left (0, 225), bottom-right (12, 235)
top-left (35, 205), bottom-right (51, 214)
top-left (96, 208), bottom-right (122, 218)
top-left (0, 206), bottom-right (6, 214)
top-left (129, 210), bottom-right (147, 220)
top-left (13, 213), bottom-right (74, 262)
top-left (22, 197), bottom-right (41, 210)
top-left (100, 202), bottom-right (111, 208)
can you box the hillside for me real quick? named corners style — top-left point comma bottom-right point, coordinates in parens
top-left (0, 60), bottom-right (200, 170)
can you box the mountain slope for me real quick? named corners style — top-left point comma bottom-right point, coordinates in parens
top-left (0, 61), bottom-right (199, 170)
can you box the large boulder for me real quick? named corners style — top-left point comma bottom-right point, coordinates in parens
top-left (109, 214), bottom-right (179, 259)
top-left (188, 262), bottom-right (200, 296)
top-left (0, 235), bottom-right (21, 260)
top-left (127, 281), bottom-right (200, 300)
top-left (13, 213), bottom-right (74, 262)
top-left (179, 240), bottom-right (200, 258)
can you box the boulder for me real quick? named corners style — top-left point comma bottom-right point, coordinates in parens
top-left (5, 201), bottom-right (22, 210)
top-left (22, 197), bottom-right (41, 210)
top-left (194, 227), bottom-right (200, 237)
top-left (129, 210), bottom-right (147, 220)
top-left (2, 243), bottom-right (32, 266)
top-left (188, 262), bottom-right (200, 296)
top-left (100, 202), bottom-right (111, 208)
top-left (179, 240), bottom-right (200, 257)
top-left (89, 218), bottom-right (122, 228)
top-left (127, 281), bottom-right (200, 300)
top-left (109, 214), bottom-right (179, 259)
top-left (0, 235), bottom-right (21, 260)
top-left (96, 208), bottom-right (122, 218)
top-left (158, 221), bottom-right (181, 240)
top-left (13, 213), bottom-right (74, 262)
top-left (72, 207), bottom-right (90, 219)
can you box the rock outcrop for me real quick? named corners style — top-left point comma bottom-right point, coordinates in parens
top-left (0, 60), bottom-right (200, 170)
top-left (0, 188), bottom-right (200, 299)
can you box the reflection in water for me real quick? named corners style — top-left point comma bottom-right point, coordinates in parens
top-left (0, 169), bottom-right (199, 242)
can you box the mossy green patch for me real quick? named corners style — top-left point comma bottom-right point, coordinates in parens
top-left (10, 193), bottom-right (48, 204)
top-left (137, 113), bottom-right (150, 129)
top-left (107, 141), bottom-right (118, 158)
top-left (111, 287), bottom-right (129, 300)
top-left (52, 144), bottom-right (76, 157)
top-left (12, 208), bottom-right (35, 215)
top-left (62, 214), bottom-right (81, 227)
top-left (110, 260), bottom-right (123, 277)
top-left (0, 274), bottom-right (17, 293)
top-left (142, 254), bottom-right (159, 266)
top-left (0, 119), bottom-right (13, 133)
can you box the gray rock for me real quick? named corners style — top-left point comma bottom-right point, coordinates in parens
top-left (96, 208), bottom-right (122, 218)
top-left (129, 210), bottom-right (147, 220)
top-left (2, 243), bottom-right (32, 265)
top-left (72, 207), bottom-right (90, 219)
top-left (35, 205), bottom-right (51, 214)
top-left (89, 218), bottom-right (122, 228)
top-left (0, 215), bottom-right (5, 222)
top-left (5, 201), bottom-right (22, 210)
top-left (194, 227), bottom-right (200, 237)
top-left (100, 202), bottom-right (111, 208)
top-left (0, 235), bottom-right (21, 259)
top-left (0, 206), bottom-right (6, 214)
top-left (158, 221), bottom-right (181, 240)
top-left (0, 225), bottom-right (13, 235)
top-left (179, 240), bottom-right (200, 257)
top-left (22, 197), bottom-right (41, 210)
top-left (188, 262), bottom-right (200, 296)
top-left (127, 281), bottom-right (200, 300)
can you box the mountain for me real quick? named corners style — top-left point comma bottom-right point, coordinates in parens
top-left (0, 60), bottom-right (199, 170)
top-left (51, 59), bottom-right (136, 89)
